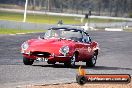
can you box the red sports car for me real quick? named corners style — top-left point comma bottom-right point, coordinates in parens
top-left (21, 27), bottom-right (99, 67)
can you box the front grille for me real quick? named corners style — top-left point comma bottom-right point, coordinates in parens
top-left (31, 51), bottom-right (51, 57)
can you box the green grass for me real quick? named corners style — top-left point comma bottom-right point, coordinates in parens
top-left (0, 11), bottom-right (124, 24)
top-left (0, 28), bottom-right (45, 34)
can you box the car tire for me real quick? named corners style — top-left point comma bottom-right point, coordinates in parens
top-left (23, 57), bottom-right (34, 65)
top-left (64, 53), bottom-right (77, 67)
top-left (47, 61), bottom-right (56, 65)
top-left (86, 53), bottom-right (97, 67)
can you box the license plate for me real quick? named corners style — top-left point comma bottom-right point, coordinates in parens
top-left (36, 57), bottom-right (48, 62)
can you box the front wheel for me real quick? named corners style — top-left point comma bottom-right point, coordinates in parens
top-left (64, 53), bottom-right (77, 67)
top-left (86, 54), bottom-right (97, 67)
top-left (23, 57), bottom-right (34, 65)
top-left (47, 60), bottom-right (56, 65)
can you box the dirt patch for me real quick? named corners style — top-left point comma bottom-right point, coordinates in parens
top-left (25, 80), bottom-right (132, 88)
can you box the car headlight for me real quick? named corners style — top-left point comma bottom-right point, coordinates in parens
top-left (59, 46), bottom-right (69, 55)
top-left (21, 42), bottom-right (29, 50)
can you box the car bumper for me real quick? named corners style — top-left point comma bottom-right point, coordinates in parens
top-left (22, 53), bottom-right (72, 62)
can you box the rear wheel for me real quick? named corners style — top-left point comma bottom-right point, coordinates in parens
top-left (86, 53), bottom-right (97, 67)
top-left (23, 57), bottom-right (34, 65)
top-left (64, 53), bottom-right (77, 67)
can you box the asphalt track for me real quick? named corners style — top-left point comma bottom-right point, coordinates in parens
top-left (0, 31), bottom-right (132, 88)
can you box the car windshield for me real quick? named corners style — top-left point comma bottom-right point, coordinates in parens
top-left (44, 28), bottom-right (83, 42)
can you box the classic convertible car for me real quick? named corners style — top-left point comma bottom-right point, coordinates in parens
top-left (21, 27), bottom-right (99, 67)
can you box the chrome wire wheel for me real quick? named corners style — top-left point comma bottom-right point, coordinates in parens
top-left (70, 54), bottom-right (76, 67)
top-left (86, 53), bottom-right (97, 67)
top-left (91, 54), bottom-right (97, 65)
top-left (64, 53), bottom-right (77, 67)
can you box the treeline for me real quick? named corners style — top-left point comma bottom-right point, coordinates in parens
top-left (0, 0), bottom-right (132, 17)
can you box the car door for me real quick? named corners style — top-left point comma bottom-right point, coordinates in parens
top-left (82, 32), bottom-right (93, 60)
top-left (75, 41), bottom-right (85, 61)
top-left (73, 31), bottom-right (85, 61)
top-left (83, 43), bottom-right (91, 58)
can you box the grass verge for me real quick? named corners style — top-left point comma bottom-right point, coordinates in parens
top-left (0, 11), bottom-right (124, 24)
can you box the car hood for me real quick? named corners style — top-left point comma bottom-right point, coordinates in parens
top-left (26, 38), bottom-right (75, 53)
